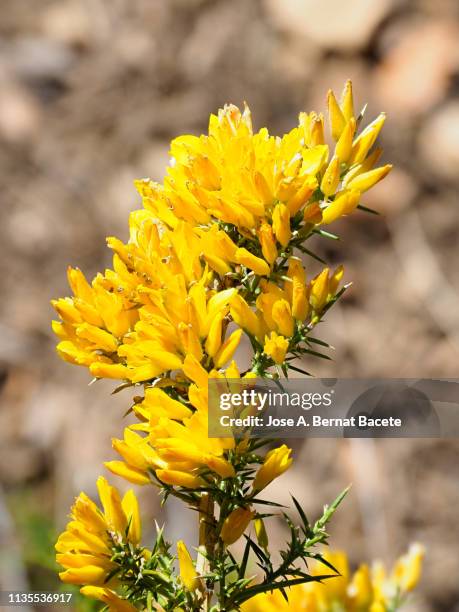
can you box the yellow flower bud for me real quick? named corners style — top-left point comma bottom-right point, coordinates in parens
top-left (254, 171), bottom-right (274, 207)
top-left (121, 489), bottom-right (141, 546)
top-left (105, 460), bottom-right (151, 485)
top-left (303, 202), bottom-right (323, 225)
top-left (205, 312), bottom-right (224, 357)
top-left (156, 469), bottom-right (203, 489)
top-left (230, 294), bottom-right (261, 338)
top-left (346, 164), bottom-right (392, 193)
top-left (340, 79), bottom-right (354, 121)
top-left (393, 543), bottom-right (425, 593)
top-left (272, 203), bottom-right (291, 247)
top-left (80, 587), bottom-right (137, 612)
top-left (349, 113), bottom-right (386, 166)
top-left (348, 564), bottom-right (373, 608)
top-left (292, 278), bottom-right (309, 321)
top-left (235, 248), bottom-right (270, 276)
top-left (302, 145), bottom-right (329, 175)
top-left (321, 189), bottom-right (360, 225)
top-left (254, 518), bottom-right (269, 550)
top-left (263, 331), bottom-right (289, 364)
top-left (272, 299), bottom-right (294, 337)
top-left (96, 476), bottom-right (127, 535)
top-left (285, 176), bottom-right (317, 216)
top-left (220, 507), bottom-right (255, 545)
top-left (90, 362), bottom-right (130, 380)
top-left (310, 112), bottom-right (325, 146)
top-left (327, 89), bottom-right (346, 141)
top-left (329, 264), bottom-right (344, 297)
top-left (320, 156), bottom-right (341, 197)
top-left (309, 268), bottom-right (330, 312)
top-left (335, 118), bottom-right (356, 164)
top-left (177, 540), bottom-right (200, 591)
top-left (59, 566), bottom-right (107, 586)
top-left (204, 253), bottom-right (231, 276)
top-left (258, 222), bottom-right (278, 264)
top-left (214, 328), bottom-right (243, 368)
top-left (253, 445), bottom-right (292, 492)
top-left (178, 322), bottom-right (203, 361)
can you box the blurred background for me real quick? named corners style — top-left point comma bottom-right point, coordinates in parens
top-left (0, 0), bottom-right (459, 609)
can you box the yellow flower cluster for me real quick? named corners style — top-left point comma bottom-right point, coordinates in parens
top-left (52, 81), bottom-right (390, 390)
top-left (242, 546), bottom-right (425, 612)
top-left (52, 83), bottom-right (398, 609)
top-left (56, 477), bottom-right (141, 586)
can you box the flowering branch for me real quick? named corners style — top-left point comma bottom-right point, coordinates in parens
top-left (51, 81), bottom-right (423, 611)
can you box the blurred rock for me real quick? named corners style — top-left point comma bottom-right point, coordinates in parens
top-left (264, 0), bottom-right (393, 51)
top-left (0, 79), bottom-right (41, 144)
top-left (375, 20), bottom-right (459, 117)
top-left (0, 441), bottom-right (47, 486)
top-left (41, 1), bottom-right (93, 49)
top-left (3, 37), bottom-right (75, 82)
top-left (418, 102), bottom-right (459, 183)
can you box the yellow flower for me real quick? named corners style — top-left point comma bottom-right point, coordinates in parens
top-left (53, 84), bottom-right (391, 390)
top-left (241, 546), bottom-right (424, 611)
top-left (264, 331), bottom-right (289, 364)
top-left (214, 328), bottom-right (243, 368)
top-left (272, 203), bottom-right (291, 247)
top-left (320, 156), bottom-right (341, 197)
top-left (177, 540), bottom-right (201, 591)
top-left (108, 362), bottom-right (245, 489)
top-left (220, 507), bottom-right (255, 545)
top-left (335, 118), bottom-right (356, 164)
top-left (322, 189), bottom-right (361, 225)
top-left (258, 222), bottom-right (278, 264)
top-left (340, 80), bottom-right (355, 122)
top-left (327, 88), bottom-right (346, 141)
top-left (235, 248), bottom-right (271, 276)
top-left (346, 164), bottom-right (393, 193)
top-left (80, 587), bottom-right (137, 612)
top-left (254, 517), bottom-right (269, 550)
top-left (391, 543), bottom-right (425, 593)
top-left (349, 113), bottom-right (386, 166)
top-left (271, 299), bottom-right (294, 337)
top-left (56, 478), bottom-right (142, 586)
top-left (230, 294), bottom-right (262, 339)
top-left (252, 445), bottom-right (293, 492)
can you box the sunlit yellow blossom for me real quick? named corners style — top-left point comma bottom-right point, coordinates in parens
top-left (53, 83), bottom-right (391, 391)
top-left (177, 540), bottom-right (201, 591)
top-left (322, 189), bottom-right (361, 225)
top-left (254, 517), bottom-right (269, 551)
top-left (391, 543), bottom-right (425, 593)
top-left (335, 118), bottom-right (356, 164)
top-left (263, 331), bottom-right (289, 364)
top-left (347, 164), bottom-right (393, 193)
top-left (272, 299), bottom-right (294, 337)
top-left (327, 89), bottom-right (346, 141)
top-left (80, 587), bottom-right (137, 612)
top-left (349, 113), bottom-right (386, 166)
top-left (235, 248), bottom-right (271, 276)
top-left (252, 445), bottom-right (293, 492)
top-left (56, 478), bottom-right (142, 586)
top-left (320, 156), bottom-right (341, 197)
top-left (230, 294), bottom-right (262, 338)
top-left (309, 266), bottom-right (344, 314)
top-left (220, 507), bottom-right (255, 545)
top-left (272, 203), bottom-right (291, 247)
top-left (241, 547), bottom-right (424, 611)
top-left (258, 222), bottom-right (278, 265)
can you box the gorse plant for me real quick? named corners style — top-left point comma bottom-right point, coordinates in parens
top-left (52, 82), bottom-right (422, 611)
